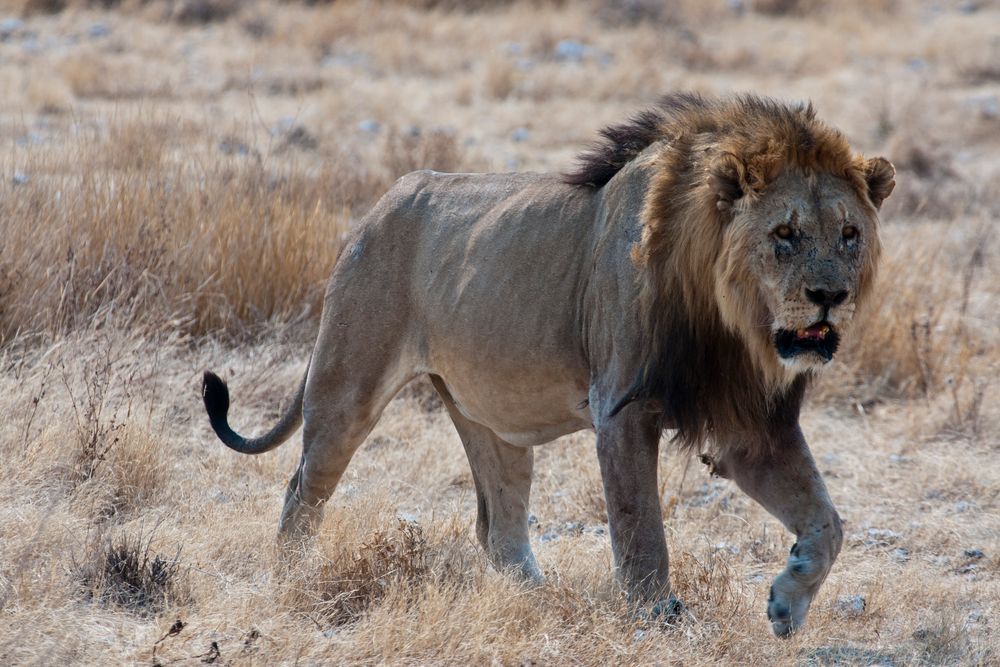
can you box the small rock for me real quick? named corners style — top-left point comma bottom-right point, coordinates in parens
top-left (849, 527), bottom-right (900, 548)
top-left (889, 454), bottom-right (911, 464)
top-left (953, 500), bottom-right (972, 513)
top-left (805, 646), bottom-right (895, 665)
top-left (554, 39), bottom-right (588, 62)
top-left (503, 41), bottom-right (524, 56)
top-left (88, 23), bottom-right (110, 39)
top-left (511, 127), bottom-right (530, 142)
top-left (321, 51), bottom-right (370, 68)
top-left (963, 94), bottom-right (999, 120)
top-left (821, 452), bottom-right (841, 466)
top-left (967, 609), bottom-right (985, 623)
top-left (835, 595), bottom-right (866, 618)
top-left (15, 132), bottom-right (44, 146)
top-left (963, 548), bottom-right (985, 559)
top-left (976, 97), bottom-right (998, 120)
top-left (540, 530), bottom-right (559, 543)
top-left (892, 548), bottom-right (910, 563)
top-left (396, 511), bottom-right (419, 524)
top-left (868, 528), bottom-right (899, 542)
top-left (271, 117), bottom-right (297, 135)
top-left (12, 171), bottom-right (28, 185)
top-left (219, 137), bottom-right (251, 156)
top-left (358, 119), bottom-right (381, 134)
top-left (528, 513), bottom-right (538, 525)
top-left (21, 35), bottom-right (40, 54)
top-left (0, 17), bottom-right (24, 39)
top-left (713, 542), bottom-right (740, 555)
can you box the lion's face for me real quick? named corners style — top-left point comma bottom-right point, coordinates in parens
top-left (716, 170), bottom-right (882, 375)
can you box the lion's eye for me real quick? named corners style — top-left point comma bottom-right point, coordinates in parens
top-left (774, 224), bottom-right (794, 240)
top-left (842, 225), bottom-right (859, 241)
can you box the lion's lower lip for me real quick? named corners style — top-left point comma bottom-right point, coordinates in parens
top-left (775, 322), bottom-right (840, 361)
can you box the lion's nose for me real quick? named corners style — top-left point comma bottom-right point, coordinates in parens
top-left (805, 287), bottom-right (848, 308)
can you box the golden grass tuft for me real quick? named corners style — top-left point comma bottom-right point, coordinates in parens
top-left (818, 218), bottom-right (996, 409)
top-left (0, 115), bottom-right (481, 341)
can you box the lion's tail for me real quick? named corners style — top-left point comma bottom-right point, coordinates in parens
top-left (202, 370), bottom-right (305, 455)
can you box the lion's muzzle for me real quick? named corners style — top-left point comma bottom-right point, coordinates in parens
top-left (774, 321), bottom-right (840, 362)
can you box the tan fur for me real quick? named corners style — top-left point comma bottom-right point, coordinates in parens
top-left (205, 92), bottom-right (894, 635)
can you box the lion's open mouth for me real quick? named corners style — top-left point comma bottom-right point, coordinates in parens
top-left (774, 322), bottom-right (840, 362)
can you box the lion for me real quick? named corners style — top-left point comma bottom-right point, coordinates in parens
top-left (203, 92), bottom-right (894, 636)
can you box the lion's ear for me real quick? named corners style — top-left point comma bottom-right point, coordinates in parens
top-left (864, 157), bottom-right (895, 210)
top-left (709, 154), bottom-right (747, 212)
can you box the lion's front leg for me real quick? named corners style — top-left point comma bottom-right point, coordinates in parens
top-left (709, 426), bottom-right (843, 636)
top-left (595, 403), bottom-right (677, 617)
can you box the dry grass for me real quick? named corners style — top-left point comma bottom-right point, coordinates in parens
top-left (0, 114), bottom-right (477, 341)
top-left (0, 0), bottom-right (997, 665)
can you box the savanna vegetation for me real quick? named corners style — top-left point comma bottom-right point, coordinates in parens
top-left (0, 1), bottom-right (997, 664)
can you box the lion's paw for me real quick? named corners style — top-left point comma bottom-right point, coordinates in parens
top-left (767, 573), bottom-right (816, 637)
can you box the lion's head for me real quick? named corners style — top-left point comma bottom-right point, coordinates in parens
top-left (569, 93), bottom-right (895, 450)
top-left (710, 160), bottom-right (893, 380)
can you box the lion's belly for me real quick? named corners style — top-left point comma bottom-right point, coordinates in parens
top-left (430, 359), bottom-right (593, 447)
top-left (393, 171), bottom-right (599, 446)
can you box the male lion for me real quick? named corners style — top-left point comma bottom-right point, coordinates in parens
top-left (203, 93), bottom-right (894, 636)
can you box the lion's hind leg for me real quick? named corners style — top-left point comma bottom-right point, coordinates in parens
top-left (278, 359), bottom-right (415, 543)
top-left (430, 376), bottom-right (542, 583)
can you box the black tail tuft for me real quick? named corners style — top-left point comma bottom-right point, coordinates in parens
top-left (201, 368), bottom-right (304, 455)
top-left (202, 371), bottom-right (231, 425)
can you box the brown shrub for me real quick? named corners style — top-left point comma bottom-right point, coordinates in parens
top-left (310, 520), bottom-right (430, 626)
top-left (75, 527), bottom-right (186, 615)
top-left (483, 57), bottom-right (518, 100)
top-left (59, 54), bottom-right (112, 99)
